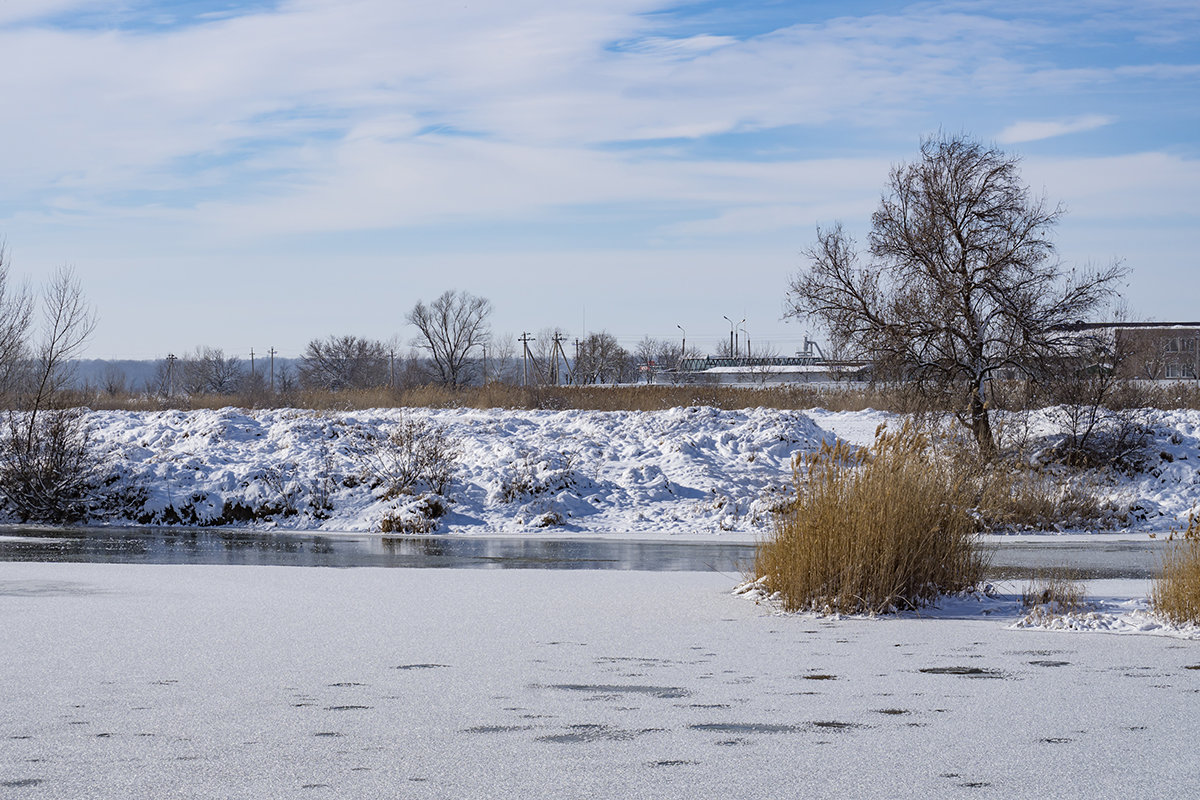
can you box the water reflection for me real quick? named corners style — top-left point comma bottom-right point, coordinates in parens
top-left (0, 528), bottom-right (757, 572)
top-left (0, 528), bottom-right (1168, 577)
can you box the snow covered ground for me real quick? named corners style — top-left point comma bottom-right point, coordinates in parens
top-left (2, 562), bottom-right (1198, 799)
top-left (70, 405), bottom-right (1200, 535)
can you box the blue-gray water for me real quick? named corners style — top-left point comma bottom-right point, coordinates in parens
top-left (0, 528), bottom-right (1169, 578)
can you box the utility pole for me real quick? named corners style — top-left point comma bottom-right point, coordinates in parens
top-left (551, 332), bottom-right (569, 385)
top-left (250, 348), bottom-right (255, 377)
top-left (268, 347), bottom-right (277, 393)
top-left (166, 353), bottom-right (177, 397)
top-left (519, 332), bottom-right (534, 387)
top-left (389, 349), bottom-right (396, 389)
top-left (574, 338), bottom-right (583, 385)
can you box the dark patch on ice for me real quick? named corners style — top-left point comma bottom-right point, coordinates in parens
top-left (649, 760), bottom-right (698, 767)
top-left (300, 784), bottom-right (331, 790)
top-left (689, 722), bottom-right (801, 734)
top-left (1040, 737), bottom-right (1074, 744)
top-left (960, 782), bottom-right (992, 788)
top-left (392, 664), bottom-right (449, 671)
top-left (94, 732), bottom-right (113, 738)
top-left (802, 674), bottom-right (837, 681)
top-left (326, 705), bottom-right (371, 711)
top-left (536, 724), bottom-right (661, 744)
top-left (152, 679), bottom-right (178, 685)
top-left (312, 732), bottom-right (342, 738)
top-left (540, 684), bottom-right (690, 699)
top-left (874, 708), bottom-right (910, 715)
top-left (0, 580), bottom-right (99, 597)
top-left (294, 703), bottom-right (314, 707)
top-left (463, 725), bottom-right (535, 734)
top-left (328, 682), bottom-right (366, 687)
top-left (714, 738), bottom-right (749, 746)
top-left (919, 666), bottom-right (1003, 678)
top-left (68, 721), bottom-right (89, 725)
top-left (681, 703), bottom-right (730, 709)
top-left (812, 721), bottom-right (865, 730)
top-left (1129, 726), bottom-right (1148, 731)
top-left (8, 735), bottom-right (33, 740)
top-left (1029, 660), bottom-right (1071, 667)
top-left (1185, 664), bottom-right (1200, 670)
top-left (0, 779), bottom-right (43, 788)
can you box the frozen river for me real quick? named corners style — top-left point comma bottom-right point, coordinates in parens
top-left (0, 527), bottom-right (1170, 578)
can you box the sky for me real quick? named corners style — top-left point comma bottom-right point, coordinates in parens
top-left (0, 0), bottom-right (1197, 360)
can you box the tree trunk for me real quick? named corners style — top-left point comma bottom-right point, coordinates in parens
top-left (969, 384), bottom-right (995, 456)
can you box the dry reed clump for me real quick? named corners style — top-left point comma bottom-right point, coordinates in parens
top-left (1152, 513), bottom-right (1200, 625)
top-left (755, 422), bottom-right (987, 615)
top-left (1021, 569), bottom-right (1086, 617)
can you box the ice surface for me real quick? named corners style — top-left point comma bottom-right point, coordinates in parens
top-left (2, 563), bottom-right (1198, 799)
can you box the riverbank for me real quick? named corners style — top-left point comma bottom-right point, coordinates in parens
top-left (13, 405), bottom-right (1200, 535)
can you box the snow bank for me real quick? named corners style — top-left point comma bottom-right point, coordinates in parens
top-left (82, 406), bottom-right (834, 534)
top-left (22, 405), bottom-right (1200, 535)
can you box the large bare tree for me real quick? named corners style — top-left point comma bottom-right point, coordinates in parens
top-left (787, 134), bottom-right (1125, 453)
top-left (407, 290), bottom-right (492, 388)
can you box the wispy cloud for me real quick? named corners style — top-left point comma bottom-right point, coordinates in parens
top-left (997, 115), bottom-right (1116, 144)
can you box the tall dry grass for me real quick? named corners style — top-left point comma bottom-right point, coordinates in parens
top-left (1021, 569), bottom-right (1086, 616)
top-left (755, 423), bottom-right (987, 614)
top-left (1152, 514), bottom-right (1200, 625)
top-left (77, 382), bottom-right (900, 413)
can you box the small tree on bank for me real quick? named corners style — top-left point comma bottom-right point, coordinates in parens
top-left (786, 134), bottom-right (1125, 454)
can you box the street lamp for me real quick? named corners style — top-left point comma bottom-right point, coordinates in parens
top-left (676, 325), bottom-right (686, 363)
top-left (723, 316), bottom-right (735, 358)
top-left (738, 321), bottom-right (749, 358)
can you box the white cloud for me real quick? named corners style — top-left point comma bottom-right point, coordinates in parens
top-left (997, 115), bottom-right (1116, 144)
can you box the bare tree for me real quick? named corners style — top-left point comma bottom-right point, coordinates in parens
top-left (0, 265), bottom-right (99, 522)
top-left (101, 364), bottom-right (128, 397)
top-left (634, 336), bottom-right (681, 384)
top-left (786, 134), bottom-right (1125, 453)
top-left (23, 267), bottom-right (98, 429)
top-left (178, 346), bottom-right (244, 395)
top-left (298, 335), bottom-right (389, 390)
top-left (407, 290), bottom-right (492, 388)
top-left (575, 332), bottom-right (631, 385)
top-left (485, 333), bottom-right (522, 385)
top-left (0, 244), bottom-right (34, 400)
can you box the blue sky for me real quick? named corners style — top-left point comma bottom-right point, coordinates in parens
top-left (1, 0), bottom-right (1197, 359)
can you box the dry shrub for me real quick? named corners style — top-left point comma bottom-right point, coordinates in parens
top-left (1152, 514), bottom-right (1200, 625)
top-left (1021, 569), bottom-right (1086, 616)
top-left (358, 416), bottom-right (458, 499)
top-left (0, 408), bottom-right (99, 523)
top-left (973, 461), bottom-right (1105, 530)
top-left (755, 422), bottom-right (986, 614)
